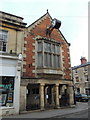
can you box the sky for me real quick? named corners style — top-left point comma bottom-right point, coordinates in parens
top-left (0, 0), bottom-right (89, 67)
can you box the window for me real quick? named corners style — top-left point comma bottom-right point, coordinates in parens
top-left (85, 88), bottom-right (90, 95)
top-left (84, 66), bottom-right (88, 72)
top-left (75, 69), bottom-right (78, 73)
top-left (76, 77), bottom-right (79, 82)
top-left (37, 40), bottom-right (60, 68)
top-left (77, 88), bottom-right (80, 94)
top-left (85, 75), bottom-right (89, 81)
top-left (0, 77), bottom-right (14, 107)
top-left (38, 53), bottom-right (42, 67)
top-left (0, 30), bottom-right (8, 52)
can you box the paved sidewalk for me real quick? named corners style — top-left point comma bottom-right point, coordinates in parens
top-left (3, 102), bottom-right (89, 118)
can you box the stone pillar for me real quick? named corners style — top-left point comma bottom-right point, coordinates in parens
top-left (20, 85), bottom-right (27, 111)
top-left (68, 85), bottom-right (74, 106)
top-left (44, 86), bottom-right (48, 106)
top-left (55, 84), bottom-right (60, 108)
top-left (51, 86), bottom-right (55, 105)
top-left (39, 83), bottom-right (45, 110)
top-left (14, 59), bottom-right (22, 114)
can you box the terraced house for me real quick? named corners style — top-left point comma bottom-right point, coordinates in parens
top-left (0, 11), bottom-right (75, 115)
top-left (72, 57), bottom-right (90, 96)
top-left (20, 11), bottom-right (74, 111)
top-left (0, 11), bottom-right (26, 116)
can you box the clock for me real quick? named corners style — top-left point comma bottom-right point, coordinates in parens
top-left (51, 18), bottom-right (61, 29)
top-left (52, 19), bottom-right (57, 27)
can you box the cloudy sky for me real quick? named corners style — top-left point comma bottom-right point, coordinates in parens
top-left (1, 0), bottom-right (89, 66)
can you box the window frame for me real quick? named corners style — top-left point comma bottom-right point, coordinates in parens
top-left (0, 30), bottom-right (8, 52)
top-left (37, 39), bottom-right (61, 69)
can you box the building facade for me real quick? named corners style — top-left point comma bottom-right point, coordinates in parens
top-left (20, 11), bottom-right (74, 111)
top-left (72, 57), bottom-right (90, 95)
top-left (0, 11), bottom-right (26, 116)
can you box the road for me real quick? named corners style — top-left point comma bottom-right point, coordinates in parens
top-left (54, 109), bottom-right (88, 119)
top-left (2, 102), bottom-right (89, 120)
top-left (2, 109), bottom-right (89, 120)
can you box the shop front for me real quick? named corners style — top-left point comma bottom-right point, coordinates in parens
top-left (0, 53), bottom-right (22, 116)
top-left (0, 76), bottom-right (14, 107)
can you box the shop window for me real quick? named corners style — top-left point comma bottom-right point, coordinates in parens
top-left (0, 30), bottom-right (8, 52)
top-left (0, 76), bottom-right (14, 107)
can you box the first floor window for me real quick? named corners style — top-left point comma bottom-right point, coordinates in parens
top-left (37, 40), bottom-right (61, 68)
top-left (0, 30), bottom-right (8, 52)
top-left (38, 53), bottom-right (42, 67)
top-left (0, 76), bottom-right (14, 107)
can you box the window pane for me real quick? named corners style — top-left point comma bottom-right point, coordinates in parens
top-left (53, 55), bottom-right (56, 68)
top-left (0, 30), bottom-right (8, 52)
top-left (48, 43), bottom-right (51, 52)
top-left (52, 44), bottom-right (55, 53)
top-left (44, 53), bottom-right (48, 66)
top-left (38, 53), bottom-right (42, 67)
top-left (0, 77), bottom-right (14, 107)
top-left (44, 42), bottom-right (48, 52)
top-left (0, 41), bottom-right (2, 51)
top-left (48, 54), bottom-right (52, 67)
top-left (38, 42), bottom-right (42, 52)
top-left (0, 30), bottom-right (8, 41)
top-left (44, 43), bottom-right (51, 52)
top-left (0, 33), bottom-right (2, 40)
top-left (3, 42), bottom-right (6, 52)
top-left (56, 45), bottom-right (60, 54)
top-left (57, 55), bottom-right (60, 67)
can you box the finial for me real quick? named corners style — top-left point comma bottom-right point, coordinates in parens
top-left (47, 9), bottom-right (48, 13)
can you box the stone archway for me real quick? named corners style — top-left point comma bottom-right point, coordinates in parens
top-left (60, 84), bottom-right (69, 107)
top-left (26, 83), bottom-right (40, 110)
top-left (44, 84), bottom-right (55, 109)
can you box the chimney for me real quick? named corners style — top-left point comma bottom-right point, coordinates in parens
top-left (80, 57), bottom-right (87, 64)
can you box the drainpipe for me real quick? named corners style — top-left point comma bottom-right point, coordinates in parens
top-left (15, 30), bottom-right (18, 53)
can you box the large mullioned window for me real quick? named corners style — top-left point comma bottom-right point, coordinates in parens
top-left (37, 40), bottom-right (60, 68)
top-left (0, 30), bottom-right (8, 52)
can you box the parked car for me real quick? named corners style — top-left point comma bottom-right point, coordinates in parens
top-left (87, 95), bottom-right (90, 100)
top-left (75, 94), bottom-right (89, 102)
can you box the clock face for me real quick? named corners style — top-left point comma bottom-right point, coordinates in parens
top-left (52, 19), bottom-right (56, 27)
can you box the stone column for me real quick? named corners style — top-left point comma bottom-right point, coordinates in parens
top-left (39, 83), bottom-right (45, 110)
top-left (68, 85), bottom-right (74, 106)
top-left (51, 86), bottom-right (55, 105)
top-left (44, 86), bottom-right (48, 107)
top-left (14, 59), bottom-right (22, 114)
top-left (20, 85), bottom-right (27, 111)
top-left (55, 84), bottom-right (60, 108)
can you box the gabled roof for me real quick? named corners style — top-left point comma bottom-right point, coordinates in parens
top-left (27, 10), bottom-right (52, 28)
top-left (72, 62), bottom-right (90, 70)
top-left (27, 11), bottom-right (70, 45)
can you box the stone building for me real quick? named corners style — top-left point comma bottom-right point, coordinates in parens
top-left (72, 57), bottom-right (90, 95)
top-left (0, 11), bottom-right (26, 116)
top-left (20, 11), bottom-right (74, 111)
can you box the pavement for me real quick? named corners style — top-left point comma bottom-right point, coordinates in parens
top-left (3, 102), bottom-right (89, 119)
